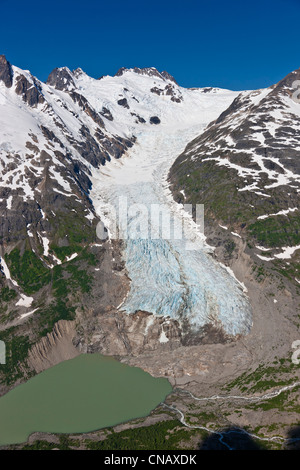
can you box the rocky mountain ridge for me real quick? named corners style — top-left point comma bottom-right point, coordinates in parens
top-left (169, 67), bottom-right (300, 282)
top-left (0, 55), bottom-right (238, 391)
top-left (1, 57), bottom-right (300, 446)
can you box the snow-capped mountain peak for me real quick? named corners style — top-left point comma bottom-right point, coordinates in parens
top-left (114, 66), bottom-right (178, 84)
top-left (0, 55), bottom-right (238, 272)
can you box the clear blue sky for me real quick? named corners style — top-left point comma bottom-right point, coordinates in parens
top-left (1, 0), bottom-right (299, 90)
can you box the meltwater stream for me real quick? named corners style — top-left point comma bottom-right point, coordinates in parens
top-left (91, 125), bottom-right (252, 336)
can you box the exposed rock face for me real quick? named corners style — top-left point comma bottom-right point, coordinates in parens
top-left (27, 320), bottom-right (79, 374)
top-left (4, 56), bottom-right (299, 401)
top-left (1, 59), bottom-right (300, 445)
top-left (0, 58), bottom-right (188, 306)
top-left (115, 66), bottom-right (178, 85)
top-left (161, 70), bottom-right (178, 85)
top-left (201, 87), bottom-right (213, 93)
top-left (114, 67), bottom-right (128, 77)
top-left (165, 84), bottom-right (182, 102)
top-left (0, 56), bottom-right (241, 398)
top-left (117, 98), bottom-right (129, 109)
top-left (46, 67), bottom-right (75, 91)
top-left (15, 74), bottom-right (45, 107)
top-left (169, 68), bottom-right (300, 230)
top-left (150, 116), bottom-right (161, 124)
top-left (150, 83), bottom-right (183, 102)
top-left (100, 106), bottom-right (114, 121)
top-left (131, 112), bottom-right (146, 123)
top-left (0, 55), bottom-right (13, 88)
top-left (75, 125), bottom-right (110, 166)
top-left (115, 67), bottom-right (164, 80)
top-left (83, 311), bottom-right (182, 356)
top-left (274, 67), bottom-right (300, 94)
top-left (167, 67), bottom-right (300, 388)
top-left (69, 91), bottom-right (105, 128)
top-left (150, 86), bottom-right (163, 95)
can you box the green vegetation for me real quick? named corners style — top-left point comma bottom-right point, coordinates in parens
top-left (1, 245), bottom-right (97, 342)
top-left (224, 359), bottom-right (299, 395)
top-left (0, 200), bottom-right (100, 388)
top-left (225, 240), bottom-right (236, 256)
top-left (249, 215), bottom-right (300, 248)
top-left (35, 248), bottom-right (97, 337)
top-left (245, 388), bottom-right (299, 412)
top-left (0, 287), bottom-right (17, 302)
top-left (252, 264), bottom-right (268, 283)
top-left (5, 249), bottom-right (51, 295)
top-left (174, 163), bottom-right (250, 226)
top-left (21, 440), bottom-right (57, 450)
top-left (22, 435), bottom-right (80, 451)
top-left (171, 157), bottom-right (300, 288)
top-left (185, 411), bottom-right (218, 426)
top-left (0, 327), bottom-right (32, 385)
top-left (47, 210), bottom-right (96, 246)
top-left (84, 420), bottom-right (204, 450)
top-left (50, 244), bottom-right (82, 262)
top-left (270, 259), bottom-right (300, 283)
top-left (1, 242), bottom-right (98, 383)
top-left (36, 300), bottom-right (75, 338)
top-left (0, 288), bottom-right (18, 324)
top-left (52, 249), bottom-right (96, 296)
top-left (18, 421), bottom-right (207, 451)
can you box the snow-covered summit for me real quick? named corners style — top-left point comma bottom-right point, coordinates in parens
top-left (114, 66), bottom-right (178, 84)
top-left (0, 55), bottom-right (245, 337)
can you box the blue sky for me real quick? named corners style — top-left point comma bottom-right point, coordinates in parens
top-left (0, 0), bottom-right (299, 90)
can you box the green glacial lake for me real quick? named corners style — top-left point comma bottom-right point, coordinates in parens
top-left (0, 354), bottom-right (172, 447)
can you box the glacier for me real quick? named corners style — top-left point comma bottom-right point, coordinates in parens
top-left (91, 118), bottom-right (252, 336)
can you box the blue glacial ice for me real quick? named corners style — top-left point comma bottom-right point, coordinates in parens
top-left (117, 181), bottom-right (252, 336)
top-left (91, 126), bottom-right (252, 337)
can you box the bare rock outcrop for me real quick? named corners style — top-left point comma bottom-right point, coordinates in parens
top-left (0, 55), bottom-right (13, 88)
top-left (27, 320), bottom-right (79, 374)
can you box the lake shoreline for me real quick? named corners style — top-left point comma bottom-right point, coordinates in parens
top-left (0, 353), bottom-right (172, 447)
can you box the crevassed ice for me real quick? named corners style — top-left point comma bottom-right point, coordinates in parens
top-left (91, 120), bottom-right (252, 337)
top-left (108, 179), bottom-right (252, 336)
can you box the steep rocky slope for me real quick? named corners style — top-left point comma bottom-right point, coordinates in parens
top-left (0, 55), bottom-right (238, 392)
top-left (1, 56), bottom-right (300, 447)
top-left (169, 68), bottom-right (300, 288)
top-left (168, 67), bottom-right (300, 384)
